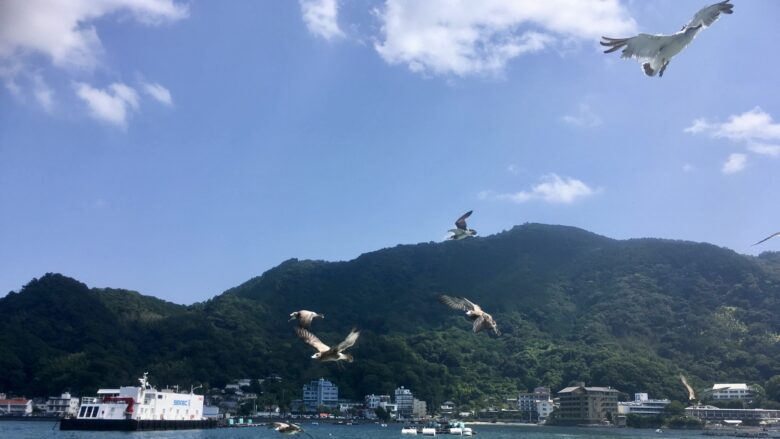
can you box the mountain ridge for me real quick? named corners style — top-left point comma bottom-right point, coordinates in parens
top-left (3, 223), bottom-right (780, 409)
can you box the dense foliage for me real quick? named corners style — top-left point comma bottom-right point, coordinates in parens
top-left (2, 224), bottom-right (780, 412)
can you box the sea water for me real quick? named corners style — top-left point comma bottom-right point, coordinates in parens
top-left (0, 421), bottom-right (744, 439)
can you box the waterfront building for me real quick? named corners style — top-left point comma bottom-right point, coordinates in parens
top-left (0, 398), bottom-right (32, 416)
top-left (617, 393), bottom-right (670, 416)
top-left (365, 394), bottom-right (391, 409)
top-left (203, 405), bottom-right (220, 419)
top-left (686, 405), bottom-right (780, 423)
top-left (518, 387), bottom-right (552, 422)
top-left (337, 400), bottom-right (361, 414)
top-left (302, 378), bottom-right (339, 412)
top-left (394, 386), bottom-right (414, 418)
top-left (412, 398), bottom-right (427, 419)
top-left (537, 400), bottom-right (555, 422)
top-left (440, 401), bottom-right (455, 416)
top-left (45, 392), bottom-right (79, 417)
top-left (711, 384), bottom-right (752, 401)
top-left (555, 383), bottom-right (619, 424)
top-left (380, 402), bottom-right (398, 418)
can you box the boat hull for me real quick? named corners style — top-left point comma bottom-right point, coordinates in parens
top-left (60, 418), bottom-right (217, 431)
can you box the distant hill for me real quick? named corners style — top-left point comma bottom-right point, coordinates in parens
top-left (3, 224), bottom-right (780, 410)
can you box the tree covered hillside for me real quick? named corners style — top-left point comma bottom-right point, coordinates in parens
top-left (2, 224), bottom-right (780, 410)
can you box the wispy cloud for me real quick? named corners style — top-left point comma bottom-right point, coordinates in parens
top-left (299, 0), bottom-right (344, 41)
top-left (142, 81), bottom-right (173, 106)
top-left (722, 153), bottom-right (747, 175)
top-left (374, 0), bottom-right (636, 77)
top-left (479, 173), bottom-right (598, 204)
top-left (32, 72), bottom-right (54, 111)
top-left (507, 164), bottom-right (522, 174)
top-left (562, 103), bottom-right (602, 128)
top-left (686, 107), bottom-right (780, 171)
top-left (74, 82), bottom-right (140, 128)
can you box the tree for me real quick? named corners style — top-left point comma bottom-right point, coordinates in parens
top-left (375, 406), bottom-right (391, 422)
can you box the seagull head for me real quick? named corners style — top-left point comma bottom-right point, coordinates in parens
top-left (470, 229), bottom-right (478, 236)
top-left (288, 312), bottom-right (298, 321)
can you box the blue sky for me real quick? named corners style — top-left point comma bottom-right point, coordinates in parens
top-left (1, 0), bottom-right (779, 304)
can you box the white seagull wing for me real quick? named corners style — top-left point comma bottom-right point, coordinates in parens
top-left (296, 327), bottom-right (330, 353)
top-left (601, 33), bottom-right (674, 62)
top-left (335, 328), bottom-right (360, 352)
top-left (685, 0), bottom-right (733, 29)
top-left (439, 295), bottom-right (478, 312)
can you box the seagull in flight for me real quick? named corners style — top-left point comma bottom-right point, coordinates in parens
top-left (601, 0), bottom-right (733, 77)
top-left (753, 232), bottom-right (780, 247)
top-left (271, 422), bottom-right (305, 435)
top-left (438, 295), bottom-right (500, 336)
top-left (448, 211), bottom-right (477, 240)
top-left (296, 327), bottom-right (360, 363)
top-left (289, 310), bottom-right (324, 328)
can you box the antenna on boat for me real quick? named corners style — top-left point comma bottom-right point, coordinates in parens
top-left (139, 372), bottom-right (150, 389)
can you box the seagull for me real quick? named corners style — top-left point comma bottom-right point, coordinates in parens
top-left (296, 327), bottom-right (360, 363)
top-left (438, 294), bottom-right (500, 336)
top-left (289, 310), bottom-right (324, 328)
top-left (271, 422), bottom-right (304, 435)
top-left (680, 374), bottom-right (696, 401)
top-left (753, 232), bottom-right (780, 247)
top-left (448, 211), bottom-right (477, 240)
top-left (601, 0), bottom-right (733, 77)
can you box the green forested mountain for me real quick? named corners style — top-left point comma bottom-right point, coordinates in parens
top-left (3, 223), bottom-right (780, 410)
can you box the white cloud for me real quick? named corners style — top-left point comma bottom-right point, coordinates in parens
top-left (300, 0), bottom-right (344, 41)
top-left (480, 173), bottom-right (597, 204)
top-left (562, 103), bottom-right (602, 128)
top-left (722, 153), bottom-right (747, 175)
top-left (686, 107), bottom-right (780, 170)
top-left (0, 0), bottom-right (188, 70)
top-left (74, 82), bottom-right (140, 128)
top-left (374, 0), bottom-right (636, 77)
top-left (0, 0), bottom-right (186, 124)
top-left (686, 107), bottom-right (780, 142)
top-left (714, 107), bottom-right (780, 142)
top-left (747, 143), bottom-right (780, 157)
top-left (507, 164), bottom-right (521, 174)
top-left (32, 72), bottom-right (54, 111)
top-left (142, 81), bottom-right (172, 106)
top-left (682, 164), bottom-right (694, 172)
top-left (683, 118), bottom-right (712, 134)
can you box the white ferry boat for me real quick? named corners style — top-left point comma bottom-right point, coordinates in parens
top-left (60, 373), bottom-right (216, 431)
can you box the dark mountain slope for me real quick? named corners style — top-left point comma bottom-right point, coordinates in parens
top-left (2, 224), bottom-right (780, 410)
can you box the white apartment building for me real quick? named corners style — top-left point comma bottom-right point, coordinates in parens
top-left (394, 387), bottom-right (414, 418)
top-left (617, 393), bottom-right (670, 416)
top-left (412, 398), bottom-right (427, 419)
top-left (0, 399), bottom-right (32, 416)
top-left (45, 392), bottom-right (79, 417)
top-left (365, 394), bottom-right (391, 409)
top-left (711, 384), bottom-right (752, 400)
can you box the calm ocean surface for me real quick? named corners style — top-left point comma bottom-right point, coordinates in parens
top-left (0, 421), bottom-right (751, 439)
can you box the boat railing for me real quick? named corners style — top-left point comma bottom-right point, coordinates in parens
top-left (81, 397), bottom-right (99, 404)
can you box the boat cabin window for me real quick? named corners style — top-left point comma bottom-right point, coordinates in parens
top-left (79, 406), bottom-right (87, 417)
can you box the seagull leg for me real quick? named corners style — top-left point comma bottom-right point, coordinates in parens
top-left (659, 60), bottom-right (669, 77)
